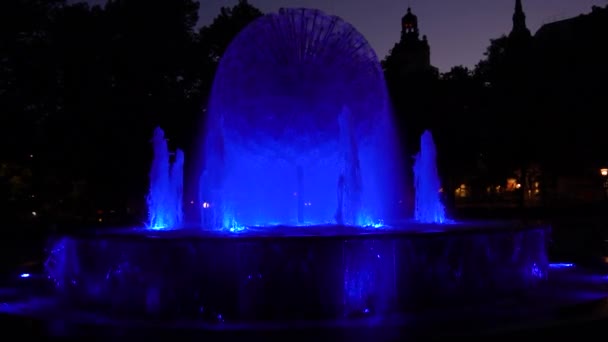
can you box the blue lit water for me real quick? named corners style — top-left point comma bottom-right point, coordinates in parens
top-left (413, 130), bottom-right (447, 224)
top-left (147, 9), bottom-right (451, 231)
top-left (198, 8), bottom-right (403, 230)
top-left (146, 127), bottom-right (184, 229)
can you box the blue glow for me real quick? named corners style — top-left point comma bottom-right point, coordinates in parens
top-left (44, 237), bottom-right (79, 289)
top-left (36, 224), bottom-right (552, 319)
top-left (227, 221), bottom-right (247, 233)
top-left (20, 273), bottom-right (30, 278)
top-left (549, 263), bottom-right (575, 269)
top-left (199, 8), bottom-right (403, 229)
top-left (531, 262), bottom-right (545, 279)
top-left (413, 130), bottom-right (447, 224)
top-left (146, 127), bottom-right (184, 230)
top-left (343, 240), bottom-right (395, 316)
top-left (366, 222), bottom-right (386, 229)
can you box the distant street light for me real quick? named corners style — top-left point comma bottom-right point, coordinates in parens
top-left (601, 168), bottom-right (608, 201)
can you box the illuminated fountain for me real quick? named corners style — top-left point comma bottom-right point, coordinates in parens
top-left (413, 130), bottom-right (446, 224)
top-left (4, 8), bottom-right (550, 331)
top-left (147, 127), bottom-right (184, 230)
top-left (199, 8), bottom-right (399, 229)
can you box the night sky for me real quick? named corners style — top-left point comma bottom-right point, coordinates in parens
top-left (87, 0), bottom-right (608, 71)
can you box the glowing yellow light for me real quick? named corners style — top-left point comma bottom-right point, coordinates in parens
top-left (601, 168), bottom-right (608, 176)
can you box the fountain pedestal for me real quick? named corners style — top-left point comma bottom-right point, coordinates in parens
top-left (46, 222), bottom-right (550, 322)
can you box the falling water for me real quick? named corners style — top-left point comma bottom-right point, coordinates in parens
top-left (200, 8), bottom-right (402, 229)
top-left (335, 106), bottom-right (363, 225)
top-left (170, 149), bottom-right (185, 225)
top-left (413, 130), bottom-right (446, 224)
top-left (147, 127), bottom-right (184, 229)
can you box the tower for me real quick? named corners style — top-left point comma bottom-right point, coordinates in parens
top-left (510, 0), bottom-right (531, 40)
top-left (401, 7), bottom-right (419, 41)
top-left (385, 6), bottom-right (436, 76)
top-left (506, 0), bottom-right (533, 67)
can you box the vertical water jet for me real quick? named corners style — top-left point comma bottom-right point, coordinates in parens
top-left (413, 130), bottom-right (446, 224)
top-left (147, 127), bottom-right (184, 229)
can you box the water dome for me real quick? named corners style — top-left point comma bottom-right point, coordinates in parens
top-left (200, 8), bottom-right (402, 229)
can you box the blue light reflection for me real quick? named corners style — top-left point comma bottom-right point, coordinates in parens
top-left (549, 263), bottom-right (575, 269)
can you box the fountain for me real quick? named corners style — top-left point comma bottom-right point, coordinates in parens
top-left (0, 8), bottom-right (556, 337)
top-left (199, 8), bottom-right (399, 228)
top-left (413, 130), bottom-right (446, 224)
top-left (146, 127), bottom-right (184, 230)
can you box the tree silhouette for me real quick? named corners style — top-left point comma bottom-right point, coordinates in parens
top-left (193, 0), bottom-right (263, 109)
top-left (198, 0), bottom-right (263, 65)
top-left (0, 0), bottom-right (65, 158)
top-left (1, 0), bottom-right (205, 222)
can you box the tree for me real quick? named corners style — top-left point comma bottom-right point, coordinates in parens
top-left (198, 0), bottom-right (263, 65)
top-left (474, 36), bottom-right (508, 87)
top-left (0, 0), bottom-right (65, 159)
top-left (1, 0), bottom-right (205, 222)
top-left (473, 32), bottom-right (539, 209)
top-left (0, 1), bottom-right (67, 222)
top-left (193, 0), bottom-right (263, 106)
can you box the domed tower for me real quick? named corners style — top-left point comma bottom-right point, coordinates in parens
top-left (386, 6), bottom-right (436, 76)
top-left (401, 7), bottom-right (419, 41)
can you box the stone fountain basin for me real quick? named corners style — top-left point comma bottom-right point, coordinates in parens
top-left (45, 221), bottom-right (550, 322)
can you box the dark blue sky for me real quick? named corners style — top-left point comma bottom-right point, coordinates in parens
top-left (87, 0), bottom-right (608, 71)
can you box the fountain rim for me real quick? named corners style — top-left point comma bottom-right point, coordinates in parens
top-left (51, 220), bottom-right (550, 242)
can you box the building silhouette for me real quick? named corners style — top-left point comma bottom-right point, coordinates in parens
top-left (453, 1), bottom-right (608, 208)
top-left (383, 7), bottom-right (438, 77)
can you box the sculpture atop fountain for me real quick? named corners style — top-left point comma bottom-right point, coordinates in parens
top-left (413, 130), bottom-right (446, 224)
top-left (200, 8), bottom-right (402, 229)
top-left (147, 127), bottom-right (184, 229)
